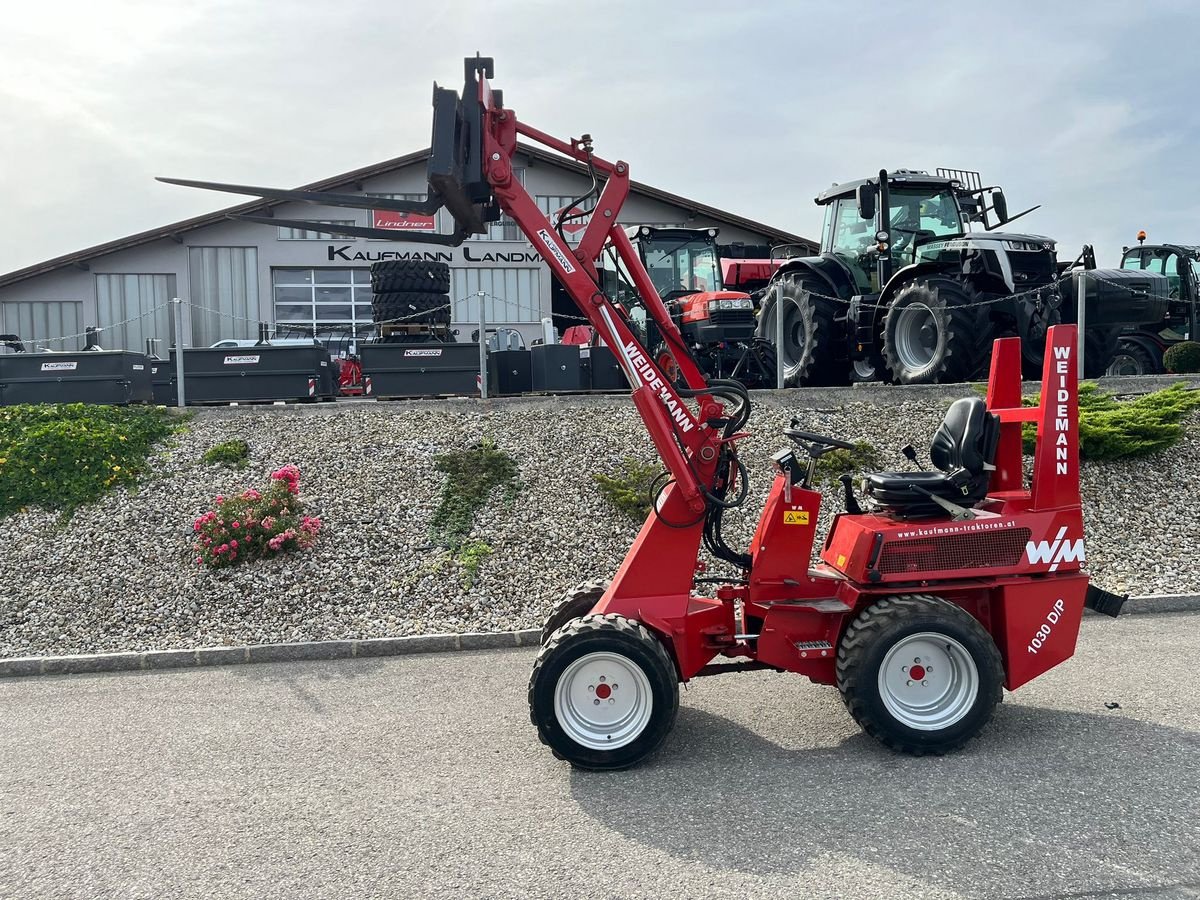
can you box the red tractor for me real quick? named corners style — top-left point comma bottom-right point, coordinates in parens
top-left (162, 56), bottom-right (1125, 770)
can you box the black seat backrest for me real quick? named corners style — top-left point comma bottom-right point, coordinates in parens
top-left (930, 397), bottom-right (1000, 476)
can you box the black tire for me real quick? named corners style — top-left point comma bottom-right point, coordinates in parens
top-left (371, 291), bottom-right (451, 325)
top-left (529, 614), bottom-right (679, 770)
top-left (883, 276), bottom-right (993, 384)
top-left (836, 594), bottom-right (1004, 756)
top-left (755, 274), bottom-right (847, 386)
top-left (1099, 333), bottom-right (1157, 377)
top-left (370, 260), bottom-right (451, 294)
top-left (1019, 303), bottom-right (1063, 380)
top-left (541, 579), bottom-right (609, 645)
top-left (650, 343), bottom-right (686, 388)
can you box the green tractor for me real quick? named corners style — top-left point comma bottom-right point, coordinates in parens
top-left (757, 168), bottom-right (1164, 385)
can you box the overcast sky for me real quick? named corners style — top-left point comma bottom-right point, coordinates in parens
top-left (1, 0), bottom-right (1197, 275)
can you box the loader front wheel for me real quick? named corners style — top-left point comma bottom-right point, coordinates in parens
top-left (836, 595), bottom-right (1003, 755)
top-left (540, 579), bottom-right (609, 645)
top-left (529, 614), bottom-right (679, 770)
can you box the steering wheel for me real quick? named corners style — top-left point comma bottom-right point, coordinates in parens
top-left (783, 428), bottom-right (856, 458)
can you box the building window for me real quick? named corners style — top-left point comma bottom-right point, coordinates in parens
top-left (278, 220), bottom-right (357, 241)
top-left (272, 268), bottom-right (374, 340)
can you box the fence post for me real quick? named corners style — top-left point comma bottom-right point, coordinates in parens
top-left (477, 290), bottom-right (488, 400)
top-left (172, 297), bottom-right (187, 408)
top-left (775, 281), bottom-right (785, 390)
top-left (1076, 272), bottom-right (1087, 379)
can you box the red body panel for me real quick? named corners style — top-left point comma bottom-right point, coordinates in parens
top-left (721, 259), bottom-right (782, 289)
top-left (678, 290), bottom-right (752, 323)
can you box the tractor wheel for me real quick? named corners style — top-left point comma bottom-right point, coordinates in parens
top-left (1019, 303), bottom-right (1063, 380)
top-left (370, 259), bottom-right (451, 294)
top-left (651, 343), bottom-right (686, 387)
top-left (541, 579), bottom-right (609, 645)
top-left (882, 277), bottom-right (993, 384)
top-left (756, 274), bottom-right (846, 386)
top-left (1100, 333), bottom-right (1155, 377)
top-left (529, 614), bottom-right (679, 770)
top-left (836, 594), bottom-right (1003, 756)
top-left (371, 291), bottom-right (452, 325)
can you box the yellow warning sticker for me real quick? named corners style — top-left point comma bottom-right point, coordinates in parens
top-left (837, 554), bottom-right (847, 567)
top-left (783, 510), bottom-right (810, 525)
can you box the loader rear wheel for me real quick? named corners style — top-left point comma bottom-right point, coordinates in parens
top-left (540, 579), bottom-right (609, 645)
top-left (1105, 337), bottom-right (1158, 376)
top-left (529, 614), bottom-right (679, 770)
top-left (370, 259), bottom-right (451, 294)
top-left (883, 277), bottom-right (992, 384)
top-left (836, 595), bottom-right (1003, 755)
top-left (756, 274), bottom-right (846, 386)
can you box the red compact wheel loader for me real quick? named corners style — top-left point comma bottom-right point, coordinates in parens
top-left (161, 55), bottom-right (1126, 771)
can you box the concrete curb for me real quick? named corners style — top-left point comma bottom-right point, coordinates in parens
top-left (2, 593), bottom-right (1197, 681)
top-left (0, 629), bottom-right (541, 680)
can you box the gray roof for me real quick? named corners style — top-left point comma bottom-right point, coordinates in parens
top-left (0, 144), bottom-right (816, 289)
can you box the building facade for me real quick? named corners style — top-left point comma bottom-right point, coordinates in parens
top-left (0, 146), bottom-right (814, 352)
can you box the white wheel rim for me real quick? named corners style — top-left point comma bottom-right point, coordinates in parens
top-left (894, 303), bottom-right (939, 370)
top-left (554, 651), bottom-right (654, 750)
top-left (877, 632), bottom-right (979, 731)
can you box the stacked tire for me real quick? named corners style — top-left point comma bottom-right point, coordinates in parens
top-left (369, 260), bottom-right (452, 326)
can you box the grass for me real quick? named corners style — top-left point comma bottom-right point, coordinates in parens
top-left (593, 458), bottom-right (661, 520)
top-left (0, 404), bottom-right (184, 519)
top-left (813, 441), bottom-right (881, 481)
top-left (201, 439), bottom-right (249, 468)
top-left (430, 439), bottom-right (519, 585)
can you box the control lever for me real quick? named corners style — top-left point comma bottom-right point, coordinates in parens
top-left (839, 473), bottom-right (864, 515)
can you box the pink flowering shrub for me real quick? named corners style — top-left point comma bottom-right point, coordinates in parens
top-left (192, 464), bottom-right (321, 569)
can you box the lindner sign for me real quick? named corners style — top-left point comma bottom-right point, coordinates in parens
top-left (371, 209), bottom-right (436, 231)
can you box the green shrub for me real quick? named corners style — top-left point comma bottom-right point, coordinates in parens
top-left (201, 439), bottom-right (249, 468)
top-left (0, 404), bottom-right (181, 519)
top-left (813, 441), bottom-right (881, 481)
top-left (1020, 383), bottom-right (1200, 459)
top-left (593, 457), bottom-right (661, 520)
top-left (1163, 341), bottom-right (1200, 374)
top-left (430, 440), bottom-right (519, 581)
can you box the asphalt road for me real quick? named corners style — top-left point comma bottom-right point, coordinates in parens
top-left (2, 612), bottom-right (1198, 900)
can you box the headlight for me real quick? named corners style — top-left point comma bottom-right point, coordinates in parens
top-left (1003, 240), bottom-right (1045, 252)
top-left (720, 299), bottom-right (734, 310)
top-left (739, 298), bottom-right (753, 309)
top-left (708, 300), bottom-right (721, 311)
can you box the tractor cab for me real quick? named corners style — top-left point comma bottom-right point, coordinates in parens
top-left (601, 226), bottom-right (757, 342)
top-left (1119, 240), bottom-right (1200, 337)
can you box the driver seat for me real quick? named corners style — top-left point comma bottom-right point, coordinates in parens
top-left (864, 397), bottom-right (1000, 518)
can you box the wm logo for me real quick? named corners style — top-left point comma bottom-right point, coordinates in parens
top-left (1025, 526), bottom-right (1086, 572)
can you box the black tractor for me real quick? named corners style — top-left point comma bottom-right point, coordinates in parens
top-left (1106, 236), bottom-right (1200, 375)
top-left (757, 168), bottom-right (1164, 385)
top-left (599, 225), bottom-right (778, 387)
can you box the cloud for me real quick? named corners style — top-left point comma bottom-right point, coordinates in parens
top-left (0, 0), bottom-right (1196, 274)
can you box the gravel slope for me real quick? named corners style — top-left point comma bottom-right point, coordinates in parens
top-left (1, 385), bottom-right (1197, 658)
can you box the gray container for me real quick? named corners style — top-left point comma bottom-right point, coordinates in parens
top-left (152, 346), bottom-right (334, 405)
top-left (0, 350), bottom-right (153, 406)
top-left (361, 342), bottom-right (481, 397)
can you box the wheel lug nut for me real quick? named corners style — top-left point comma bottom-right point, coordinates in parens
top-left (599, 676), bottom-right (606, 682)
top-left (902, 666), bottom-right (909, 673)
top-left (608, 699), bottom-right (615, 704)
top-left (914, 657), bottom-right (921, 664)
top-left (922, 680), bottom-right (928, 686)
top-left (906, 680), bottom-right (913, 686)
top-left (612, 684), bottom-right (618, 689)
top-left (593, 699), bottom-right (600, 705)
top-left (588, 685), bottom-right (594, 692)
